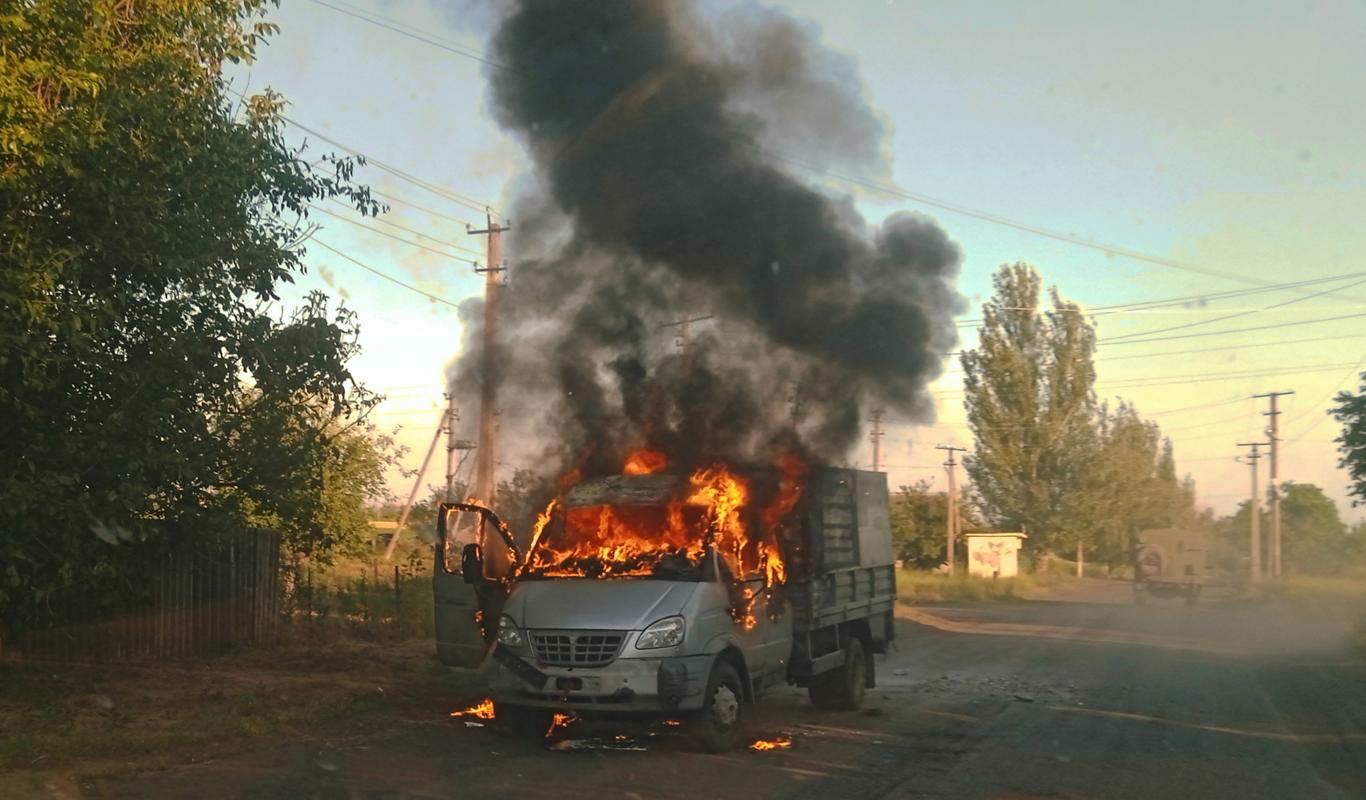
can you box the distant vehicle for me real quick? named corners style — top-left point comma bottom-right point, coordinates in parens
top-left (431, 466), bottom-right (897, 751)
top-left (1133, 528), bottom-right (1208, 607)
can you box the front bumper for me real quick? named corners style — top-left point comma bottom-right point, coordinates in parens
top-left (489, 647), bottom-right (713, 713)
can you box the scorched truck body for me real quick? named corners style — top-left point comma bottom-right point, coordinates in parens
top-left (431, 466), bottom-right (897, 751)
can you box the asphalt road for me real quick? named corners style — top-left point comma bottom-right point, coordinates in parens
top-left (75, 580), bottom-right (1366, 799)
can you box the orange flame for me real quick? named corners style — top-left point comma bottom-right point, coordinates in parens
top-left (546, 712), bottom-right (575, 738)
top-left (451, 699), bottom-right (495, 720)
top-left (523, 458), bottom-right (807, 626)
top-left (623, 449), bottom-right (667, 475)
top-left (749, 735), bottom-right (793, 751)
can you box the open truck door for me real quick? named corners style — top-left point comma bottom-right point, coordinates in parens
top-left (433, 502), bottom-right (520, 668)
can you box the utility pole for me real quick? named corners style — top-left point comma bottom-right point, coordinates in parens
top-left (936, 445), bottom-right (967, 575)
top-left (383, 410), bottom-right (448, 561)
top-left (442, 397), bottom-right (459, 500)
top-left (787, 383), bottom-right (803, 426)
top-left (660, 314), bottom-right (715, 358)
top-left (467, 211), bottom-right (509, 503)
top-left (868, 408), bottom-right (885, 472)
top-left (1254, 390), bottom-right (1294, 578)
top-left (1236, 442), bottom-right (1270, 583)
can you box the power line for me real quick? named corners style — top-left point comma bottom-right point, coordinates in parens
top-left (1096, 332), bottom-right (1366, 363)
top-left (770, 151), bottom-right (1366, 302)
top-left (370, 188), bottom-right (481, 228)
top-left (304, 0), bottom-right (518, 75)
top-left (1098, 360), bottom-right (1362, 390)
top-left (940, 331), bottom-right (1366, 375)
top-left (297, 2), bottom-right (1364, 304)
top-left (225, 84), bottom-right (500, 217)
top-left (278, 112), bottom-right (497, 215)
top-left (953, 271), bottom-right (1366, 329)
top-left (1104, 275), bottom-right (1366, 342)
top-left (307, 203), bottom-right (482, 262)
top-left (309, 237), bottom-right (461, 308)
top-left (323, 199), bottom-right (484, 257)
top-left (1099, 311), bottom-right (1366, 346)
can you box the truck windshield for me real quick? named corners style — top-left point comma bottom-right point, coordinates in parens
top-left (522, 503), bottom-right (718, 580)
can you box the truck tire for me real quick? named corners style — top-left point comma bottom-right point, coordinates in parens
top-left (808, 637), bottom-right (867, 711)
top-left (692, 661), bottom-right (745, 753)
top-left (495, 702), bottom-right (554, 738)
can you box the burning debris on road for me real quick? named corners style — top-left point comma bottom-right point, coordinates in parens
top-left (450, 699), bottom-right (496, 721)
top-left (749, 735), bottom-right (794, 752)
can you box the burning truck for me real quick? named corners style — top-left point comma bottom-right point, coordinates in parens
top-left (432, 452), bottom-right (896, 752)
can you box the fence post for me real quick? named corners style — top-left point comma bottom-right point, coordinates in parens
top-left (394, 564), bottom-right (402, 626)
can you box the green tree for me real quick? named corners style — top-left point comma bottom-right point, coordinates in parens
top-left (1086, 404), bottom-right (1197, 568)
top-left (1, 1), bottom-right (377, 628)
top-left (1215, 484), bottom-right (1354, 576)
top-left (961, 264), bottom-right (1100, 555)
top-left (1330, 372), bottom-right (1366, 505)
top-left (1278, 483), bottom-right (1351, 575)
top-left (889, 480), bottom-right (950, 568)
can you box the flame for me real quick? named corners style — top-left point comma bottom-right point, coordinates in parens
top-left (749, 735), bottom-right (793, 751)
top-left (527, 465), bottom-right (761, 579)
top-left (523, 457), bottom-right (807, 629)
top-left (623, 449), bottom-right (667, 475)
top-left (546, 712), bottom-right (575, 738)
top-left (451, 699), bottom-right (495, 720)
top-left (663, 719), bottom-right (682, 727)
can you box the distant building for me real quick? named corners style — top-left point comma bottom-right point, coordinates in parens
top-left (964, 532), bottom-right (1027, 578)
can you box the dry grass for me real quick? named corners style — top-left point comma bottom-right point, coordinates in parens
top-left (0, 639), bottom-right (476, 775)
top-left (897, 570), bottom-right (1048, 603)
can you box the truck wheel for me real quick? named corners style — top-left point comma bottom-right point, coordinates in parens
top-left (495, 702), bottom-right (554, 738)
top-left (809, 637), bottom-right (867, 711)
top-left (692, 661), bottom-right (744, 753)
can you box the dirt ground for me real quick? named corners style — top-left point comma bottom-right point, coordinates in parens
top-left (4, 579), bottom-right (1365, 799)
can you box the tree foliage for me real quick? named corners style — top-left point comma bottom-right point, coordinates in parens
top-left (889, 479), bottom-right (950, 569)
top-left (1330, 372), bottom-right (1366, 505)
top-left (1085, 404), bottom-right (1197, 566)
top-left (889, 479), bottom-right (979, 569)
top-left (961, 264), bottom-right (1197, 567)
top-left (1, 0), bottom-right (380, 628)
top-left (1216, 483), bottom-right (1359, 576)
top-left (961, 264), bottom-right (1099, 554)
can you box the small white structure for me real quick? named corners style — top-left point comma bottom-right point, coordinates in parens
top-left (964, 532), bottom-right (1027, 578)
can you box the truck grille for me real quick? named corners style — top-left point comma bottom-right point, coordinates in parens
top-left (529, 630), bottom-right (625, 667)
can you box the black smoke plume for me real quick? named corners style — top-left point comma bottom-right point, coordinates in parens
top-left (452, 0), bottom-right (963, 478)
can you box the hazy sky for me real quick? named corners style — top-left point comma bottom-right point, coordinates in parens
top-left (233, 0), bottom-right (1366, 521)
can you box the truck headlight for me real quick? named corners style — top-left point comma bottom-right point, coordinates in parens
top-left (636, 616), bottom-right (685, 649)
top-left (496, 615), bottom-right (524, 649)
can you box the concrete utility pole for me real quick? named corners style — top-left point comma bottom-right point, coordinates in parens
top-left (383, 410), bottom-right (448, 561)
top-left (442, 397), bottom-right (460, 499)
top-left (660, 314), bottom-right (715, 358)
top-left (936, 445), bottom-right (967, 575)
top-left (1254, 390), bottom-right (1294, 578)
top-left (467, 211), bottom-right (510, 503)
top-left (787, 383), bottom-right (804, 426)
top-left (868, 408), bottom-right (885, 472)
top-left (1237, 442), bottom-right (1270, 583)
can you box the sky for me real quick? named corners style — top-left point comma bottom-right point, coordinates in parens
top-left (231, 0), bottom-right (1366, 522)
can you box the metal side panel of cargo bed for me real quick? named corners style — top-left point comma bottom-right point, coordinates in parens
top-left (790, 564), bottom-right (897, 631)
top-left (791, 468), bottom-right (897, 636)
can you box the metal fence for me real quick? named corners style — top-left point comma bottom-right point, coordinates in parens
top-left (7, 529), bottom-right (281, 663)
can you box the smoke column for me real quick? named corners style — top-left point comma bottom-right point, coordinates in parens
top-left (452, 0), bottom-right (963, 478)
